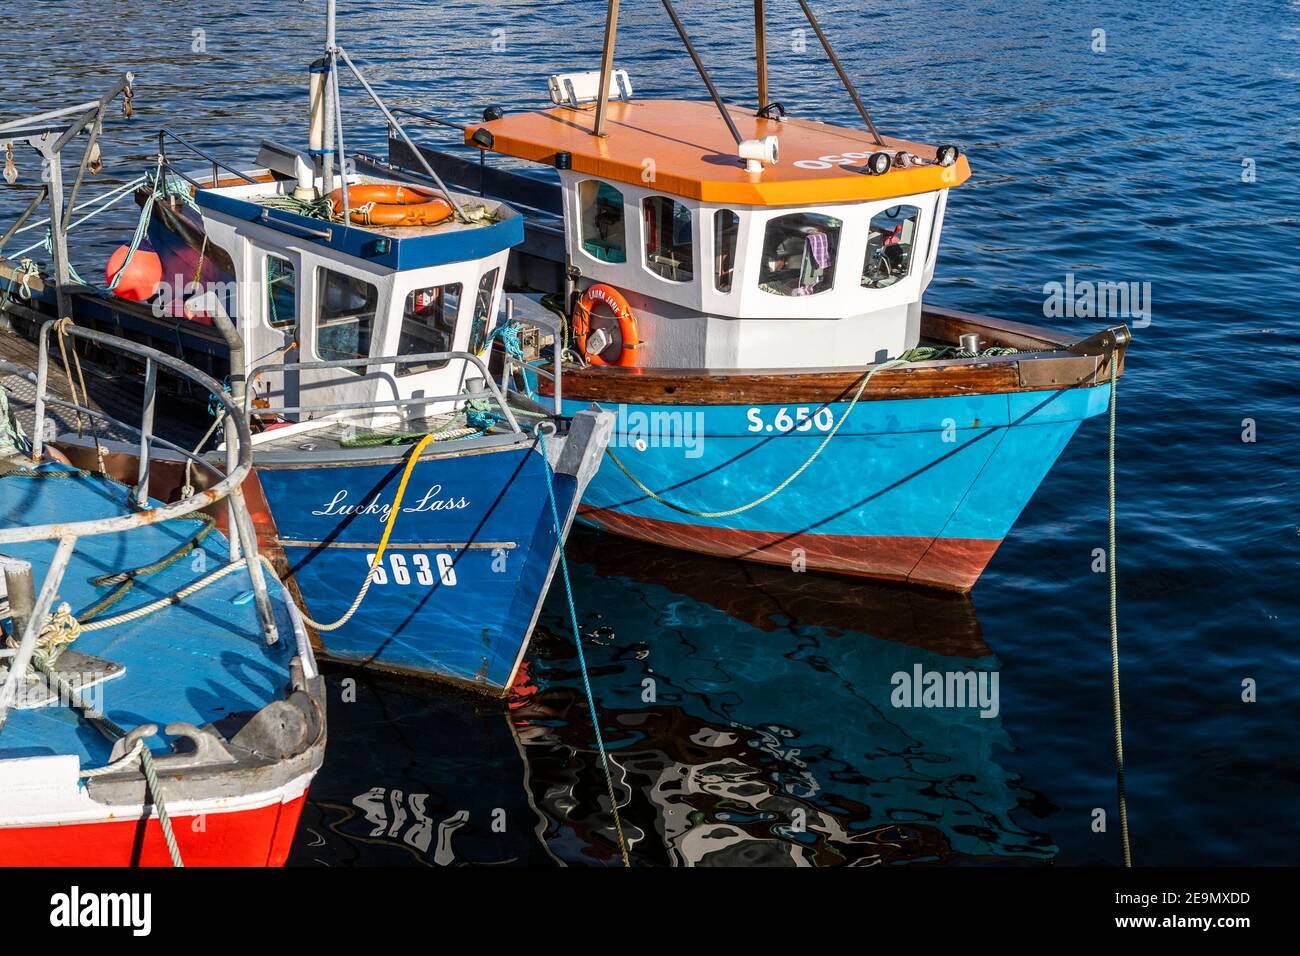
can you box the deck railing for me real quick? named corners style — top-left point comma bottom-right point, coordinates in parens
top-left (0, 321), bottom-right (281, 728)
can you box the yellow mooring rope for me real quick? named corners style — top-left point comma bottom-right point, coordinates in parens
top-left (1108, 371), bottom-right (1132, 867)
top-left (275, 432), bottom-right (434, 632)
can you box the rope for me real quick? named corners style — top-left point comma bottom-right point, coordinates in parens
top-left (7, 176), bottom-right (147, 259)
top-left (71, 559), bottom-right (247, 633)
top-left (3, 602), bottom-right (82, 667)
top-left (605, 354), bottom-right (913, 519)
top-left (260, 193), bottom-right (336, 221)
top-left (53, 317), bottom-right (107, 474)
top-left (104, 158), bottom-right (166, 296)
top-left (32, 658), bottom-right (183, 866)
top-left (1107, 372), bottom-right (1132, 867)
top-left (139, 747), bottom-right (184, 866)
top-left (181, 414), bottom-right (224, 498)
top-left (604, 344), bottom-right (1024, 520)
top-left (536, 428), bottom-right (631, 867)
top-left (275, 433), bottom-right (434, 632)
top-left (1, 258), bottom-right (41, 307)
top-left (484, 320), bottom-right (535, 399)
top-left (79, 738), bottom-right (143, 777)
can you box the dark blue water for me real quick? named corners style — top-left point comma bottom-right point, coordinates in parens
top-left (2, 0), bottom-right (1297, 865)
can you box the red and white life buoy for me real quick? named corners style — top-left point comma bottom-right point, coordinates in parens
top-left (573, 283), bottom-right (640, 367)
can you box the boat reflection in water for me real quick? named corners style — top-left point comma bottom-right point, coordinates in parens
top-left (295, 527), bottom-right (1055, 866)
top-left (508, 528), bottom-right (1056, 867)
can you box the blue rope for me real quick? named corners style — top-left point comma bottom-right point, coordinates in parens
top-left (485, 320), bottom-right (535, 399)
top-left (535, 428), bottom-right (630, 866)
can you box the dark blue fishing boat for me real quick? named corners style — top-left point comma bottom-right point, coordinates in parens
top-left (0, 40), bottom-right (613, 695)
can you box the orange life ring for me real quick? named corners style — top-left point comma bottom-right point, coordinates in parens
top-left (573, 283), bottom-right (640, 367)
top-left (329, 184), bottom-right (454, 227)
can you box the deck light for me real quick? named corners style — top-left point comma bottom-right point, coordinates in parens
top-left (893, 150), bottom-right (913, 169)
top-left (483, 105), bottom-right (505, 122)
top-left (866, 151), bottom-right (892, 175)
top-left (936, 144), bottom-right (960, 167)
top-left (555, 150), bottom-right (572, 170)
top-left (470, 129), bottom-right (495, 150)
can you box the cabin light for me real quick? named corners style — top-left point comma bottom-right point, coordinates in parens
top-left (482, 105), bottom-right (505, 122)
top-left (866, 151), bottom-right (892, 176)
top-left (554, 150), bottom-right (572, 170)
top-left (470, 128), bottom-right (495, 150)
top-left (738, 135), bottom-right (780, 174)
top-left (936, 144), bottom-right (960, 167)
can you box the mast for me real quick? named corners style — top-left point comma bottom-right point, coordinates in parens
top-left (320, 0), bottom-right (337, 196)
top-left (593, 0), bottom-right (620, 137)
top-left (754, 0), bottom-right (768, 110)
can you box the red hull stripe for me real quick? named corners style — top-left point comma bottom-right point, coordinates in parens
top-left (0, 795), bottom-right (308, 867)
top-left (579, 507), bottom-right (1002, 591)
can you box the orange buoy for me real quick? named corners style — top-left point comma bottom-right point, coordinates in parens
top-left (573, 283), bottom-right (640, 367)
top-left (329, 184), bottom-right (454, 227)
top-left (106, 244), bottom-right (162, 302)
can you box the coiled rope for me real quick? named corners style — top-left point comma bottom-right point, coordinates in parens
top-left (536, 427), bottom-right (631, 866)
top-left (268, 433), bottom-right (434, 632)
top-left (1107, 374), bottom-right (1131, 867)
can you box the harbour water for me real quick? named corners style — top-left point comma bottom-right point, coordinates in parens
top-left (2, 0), bottom-right (1297, 865)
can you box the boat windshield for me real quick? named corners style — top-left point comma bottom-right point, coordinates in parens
top-left (758, 212), bottom-right (841, 297)
top-left (862, 205), bottom-right (921, 289)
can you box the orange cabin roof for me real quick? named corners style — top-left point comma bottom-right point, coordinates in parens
top-left (464, 99), bottom-right (970, 207)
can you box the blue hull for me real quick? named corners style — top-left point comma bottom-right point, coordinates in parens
top-left (562, 384), bottom-right (1111, 590)
top-left (256, 439), bottom-right (578, 694)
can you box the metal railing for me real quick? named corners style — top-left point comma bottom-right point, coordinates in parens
top-left (493, 302), bottom-right (563, 414)
top-left (244, 349), bottom-right (525, 433)
top-left (157, 127), bottom-right (258, 191)
top-left (0, 321), bottom-right (280, 728)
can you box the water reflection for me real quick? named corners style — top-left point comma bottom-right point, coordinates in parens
top-left (296, 528), bottom-right (1056, 866)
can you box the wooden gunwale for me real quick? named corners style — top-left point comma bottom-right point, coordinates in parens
top-left (543, 305), bottom-right (1127, 405)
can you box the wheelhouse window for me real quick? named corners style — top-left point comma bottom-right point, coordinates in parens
top-left (642, 196), bottom-right (693, 282)
top-left (757, 212), bottom-right (841, 297)
top-left (862, 205), bottom-right (922, 289)
top-left (578, 180), bottom-right (626, 263)
top-left (265, 254), bottom-right (296, 329)
top-left (714, 209), bottom-right (739, 293)
top-left (467, 268), bottom-right (501, 355)
top-left (397, 283), bottom-right (462, 376)
top-left (316, 268), bottom-right (379, 373)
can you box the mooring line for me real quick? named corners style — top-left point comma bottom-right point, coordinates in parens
top-left (1108, 373), bottom-right (1132, 867)
top-left (536, 428), bottom-right (631, 866)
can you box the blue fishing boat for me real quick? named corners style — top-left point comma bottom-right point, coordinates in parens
top-left (0, 35), bottom-right (612, 694)
top-left (360, 1), bottom-right (1132, 591)
top-left (0, 321), bottom-right (324, 867)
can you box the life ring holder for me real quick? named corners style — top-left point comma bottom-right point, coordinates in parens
top-left (572, 283), bottom-right (640, 367)
top-left (328, 184), bottom-right (454, 228)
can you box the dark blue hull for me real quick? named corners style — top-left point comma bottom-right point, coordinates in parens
top-left (256, 438), bottom-right (579, 695)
